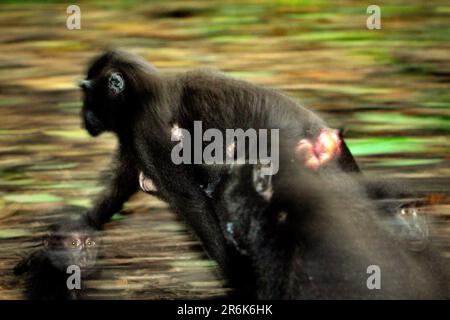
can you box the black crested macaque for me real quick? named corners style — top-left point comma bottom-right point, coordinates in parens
top-left (361, 178), bottom-right (431, 252)
top-left (76, 49), bottom-right (360, 287)
top-left (213, 164), bottom-right (449, 299)
top-left (14, 221), bottom-right (100, 300)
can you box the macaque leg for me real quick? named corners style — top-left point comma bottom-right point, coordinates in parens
top-left (137, 137), bottom-right (232, 276)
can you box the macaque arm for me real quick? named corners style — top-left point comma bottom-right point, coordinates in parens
top-left (137, 137), bottom-right (231, 275)
top-left (173, 179), bottom-right (230, 267)
top-left (83, 147), bottom-right (139, 229)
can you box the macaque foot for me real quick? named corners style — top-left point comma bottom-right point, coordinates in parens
top-left (139, 172), bottom-right (157, 193)
top-left (295, 128), bottom-right (342, 170)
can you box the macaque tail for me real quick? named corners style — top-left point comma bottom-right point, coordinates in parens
top-left (337, 129), bottom-right (360, 173)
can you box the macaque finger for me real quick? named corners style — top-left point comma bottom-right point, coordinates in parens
top-left (139, 172), bottom-right (157, 193)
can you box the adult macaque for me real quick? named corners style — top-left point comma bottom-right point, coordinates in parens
top-left (76, 49), bottom-right (360, 286)
top-left (19, 50), bottom-right (437, 299)
top-left (213, 164), bottom-right (449, 299)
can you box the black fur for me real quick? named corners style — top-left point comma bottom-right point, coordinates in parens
top-left (77, 49), bottom-right (360, 291)
top-left (14, 221), bottom-right (100, 300)
top-left (213, 164), bottom-right (449, 299)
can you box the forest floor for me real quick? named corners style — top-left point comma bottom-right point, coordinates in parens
top-left (0, 1), bottom-right (448, 299)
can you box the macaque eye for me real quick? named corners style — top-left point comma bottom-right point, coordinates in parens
top-left (401, 207), bottom-right (415, 216)
top-left (85, 238), bottom-right (96, 247)
top-left (108, 72), bottom-right (125, 95)
top-left (277, 211), bottom-right (288, 224)
top-left (70, 239), bottom-right (81, 248)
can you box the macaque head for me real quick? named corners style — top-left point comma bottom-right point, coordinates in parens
top-left (44, 222), bottom-right (100, 272)
top-left (216, 165), bottom-right (266, 255)
top-left (79, 50), bottom-right (159, 136)
top-left (217, 164), bottom-right (296, 255)
top-left (217, 162), bottom-right (324, 258)
top-left (392, 202), bottom-right (429, 252)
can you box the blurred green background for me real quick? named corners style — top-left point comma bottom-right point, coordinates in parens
top-left (0, 0), bottom-right (448, 299)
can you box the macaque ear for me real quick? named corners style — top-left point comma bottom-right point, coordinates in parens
top-left (252, 164), bottom-right (273, 201)
top-left (108, 72), bottom-right (125, 95)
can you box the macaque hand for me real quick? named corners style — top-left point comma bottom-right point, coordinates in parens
top-left (139, 172), bottom-right (158, 193)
